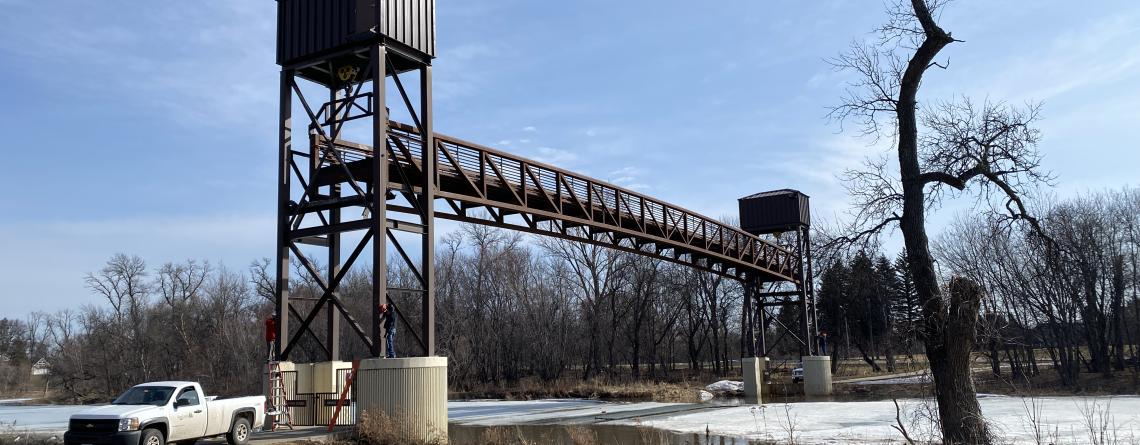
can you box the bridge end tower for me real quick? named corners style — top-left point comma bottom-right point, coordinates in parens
top-left (739, 189), bottom-right (830, 397)
top-left (273, 0), bottom-right (446, 435)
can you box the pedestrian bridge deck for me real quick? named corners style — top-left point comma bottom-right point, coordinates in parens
top-left (303, 121), bottom-right (799, 283)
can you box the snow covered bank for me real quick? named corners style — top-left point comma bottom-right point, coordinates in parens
top-left (629, 395), bottom-right (1140, 444)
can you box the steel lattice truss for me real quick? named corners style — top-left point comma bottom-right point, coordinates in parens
top-left (275, 42), bottom-right (815, 361)
top-left (308, 121), bottom-right (801, 283)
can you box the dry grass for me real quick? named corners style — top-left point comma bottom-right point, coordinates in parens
top-left (0, 423), bottom-right (61, 445)
top-left (477, 426), bottom-right (533, 445)
top-left (355, 410), bottom-right (446, 445)
top-left (453, 377), bottom-right (701, 403)
top-left (454, 425), bottom-right (602, 445)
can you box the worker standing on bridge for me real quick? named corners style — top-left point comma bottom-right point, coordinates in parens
top-left (380, 303), bottom-right (396, 358)
top-left (265, 314), bottom-right (278, 361)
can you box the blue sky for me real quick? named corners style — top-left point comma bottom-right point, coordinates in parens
top-left (1, 1), bottom-right (1138, 317)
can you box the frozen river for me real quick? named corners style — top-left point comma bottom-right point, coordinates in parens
top-left (4, 396), bottom-right (1139, 444)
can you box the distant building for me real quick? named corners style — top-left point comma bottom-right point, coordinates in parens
top-left (31, 358), bottom-right (51, 376)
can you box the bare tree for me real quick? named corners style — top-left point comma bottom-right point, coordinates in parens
top-left (827, 1), bottom-right (1051, 442)
top-left (539, 229), bottom-right (622, 380)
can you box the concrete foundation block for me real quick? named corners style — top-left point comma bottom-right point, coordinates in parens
top-left (313, 360), bottom-right (352, 393)
top-left (356, 357), bottom-right (448, 443)
top-left (802, 355), bottom-right (832, 396)
top-left (742, 357), bottom-right (764, 404)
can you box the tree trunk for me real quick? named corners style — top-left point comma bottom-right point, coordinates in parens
top-left (854, 339), bottom-right (883, 372)
top-left (1080, 263), bottom-right (1109, 374)
top-left (894, 1), bottom-right (989, 441)
top-left (925, 278), bottom-right (991, 444)
top-left (885, 331), bottom-right (897, 373)
top-left (1111, 255), bottom-right (1125, 371)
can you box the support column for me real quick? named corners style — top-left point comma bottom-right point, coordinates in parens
top-left (327, 179), bottom-right (342, 361)
top-left (370, 44), bottom-right (390, 358)
top-left (741, 281), bottom-right (753, 357)
top-left (757, 300), bottom-right (768, 357)
top-left (796, 227), bottom-right (814, 356)
top-left (742, 357), bottom-right (763, 404)
top-left (326, 86), bottom-right (343, 362)
top-left (805, 229), bottom-right (819, 350)
top-left (275, 69), bottom-right (293, 359)
top-left (419, 65), bottom-right (436, 356)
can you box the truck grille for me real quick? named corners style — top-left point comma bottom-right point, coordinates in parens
top-left (68, 419), bottom-right (119, 434)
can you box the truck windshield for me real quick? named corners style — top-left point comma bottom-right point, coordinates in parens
top-left (112, 386), bottom-right (175, 406)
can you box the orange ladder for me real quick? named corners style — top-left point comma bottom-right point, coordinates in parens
top-left (266, 361), bottom-right (294, 431)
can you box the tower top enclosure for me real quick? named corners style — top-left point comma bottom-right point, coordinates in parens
top-left (276, 0), bottom-right (436, 85)
top-left (738, 189), bottom-right (810, 235)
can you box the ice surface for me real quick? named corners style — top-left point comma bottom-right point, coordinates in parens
top-left (450, 399), bottom-right (682, 425)
top-left (0, 405), bottom-right (87, 432)
top-left (7, 396), bottom-right (1139, 443)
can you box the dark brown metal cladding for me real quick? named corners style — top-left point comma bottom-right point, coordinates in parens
top-left (738, 189), bottom-right (811, 235)
top-left (277, 0), bottom-right (435, 68)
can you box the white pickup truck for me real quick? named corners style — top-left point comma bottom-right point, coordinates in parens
top-left (64, 381), bottom-right (265, 445)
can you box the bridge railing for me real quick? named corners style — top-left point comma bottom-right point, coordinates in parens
top-left (323, 121), bottom-right (800, 282)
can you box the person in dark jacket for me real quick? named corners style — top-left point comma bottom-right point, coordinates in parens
top-left (380, 303), bottom-right (396, 358)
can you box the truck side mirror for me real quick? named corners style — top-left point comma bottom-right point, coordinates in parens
top-left (174, 399), bottom-right (190, 408)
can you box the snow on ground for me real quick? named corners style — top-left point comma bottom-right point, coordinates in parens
top-left (450, 399), bottom-right (682, 425)
top-left (627, 395), bottom-right (1140, 444)
top-left (0, 404), bottom-right (86, 432)
top-left (705, 380), bottom-right (743, 393)
top-left (0, 399), bottom-right (34, 405)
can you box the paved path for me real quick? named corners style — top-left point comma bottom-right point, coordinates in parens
top-left (199, 426), bottom-right (353, 445)
top-left (833, 369), bottom-right (928, 384)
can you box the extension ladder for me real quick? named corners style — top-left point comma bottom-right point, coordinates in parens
top-left (266, 361), bottom-right (294, 431)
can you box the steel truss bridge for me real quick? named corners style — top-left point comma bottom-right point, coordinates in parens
top-left (274, 4), bottom-right (818, 363)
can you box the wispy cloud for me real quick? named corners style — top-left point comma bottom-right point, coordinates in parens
top-left (607, 166), bottom-right (649, 189)
top-left (0, 1), bottom-right (277, 130)
top-left (532, 146), bottom-right (577, 165)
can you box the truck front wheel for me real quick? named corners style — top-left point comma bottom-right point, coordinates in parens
top-left (226, 418), bottom-right (251, 445)
top-left (140, 428), bottom-right (164, 445)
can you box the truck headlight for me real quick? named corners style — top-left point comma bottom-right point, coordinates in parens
top-left (118, 418), bottom-right (140, 432)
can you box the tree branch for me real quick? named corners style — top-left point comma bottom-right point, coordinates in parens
top-left (918, 164), bottom-right (986, 190)
top-left (824, 216), bottom-right (902, 249)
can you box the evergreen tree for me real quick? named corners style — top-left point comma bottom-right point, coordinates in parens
top-left (875, 255), bottom-right (901, 371)
top-left (891, 252), bottom-right (920, 357)
top-left (816, 260), bottom-right (849, 371)
top-left (848, 251), bottom-right (884, 371)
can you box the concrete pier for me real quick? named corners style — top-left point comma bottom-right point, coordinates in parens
top-left (802, 355), bottom-right (832, 396)
top-left (356, 357), bottom-right (449, 443)
top-left (741, 357), bottom-right (765, 404)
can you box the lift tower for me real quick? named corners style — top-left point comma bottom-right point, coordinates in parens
top-left (739, 190), bottom-right (829, 397)
top-left (274, 0), bottom-right (437, 361)
top-left (738, 189), bottom-right (818, 358)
